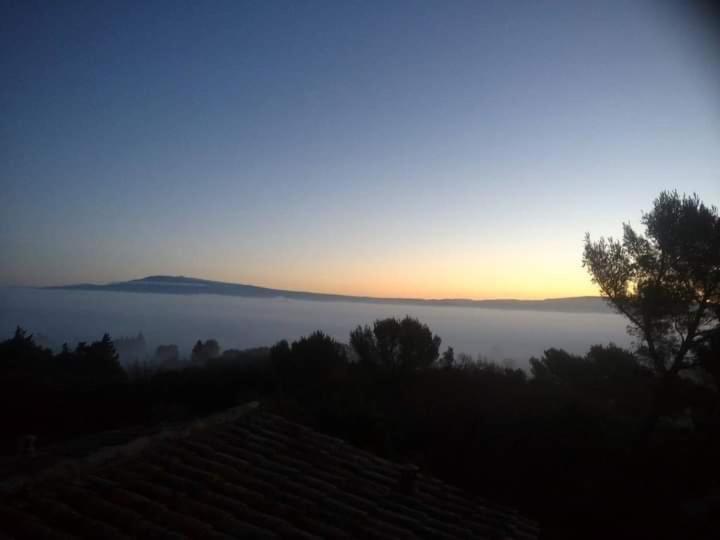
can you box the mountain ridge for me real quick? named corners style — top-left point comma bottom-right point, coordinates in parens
top-left (46, 275), bottom-right (612, 313)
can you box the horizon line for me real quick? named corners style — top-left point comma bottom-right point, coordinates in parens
top-left (31, 274), bottom-right (605, 304)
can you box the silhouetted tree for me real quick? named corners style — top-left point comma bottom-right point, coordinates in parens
top-left (269, 339), bottom-right (291, 392)
top-left (155, 344), bottom-right (180, 366)
top-left (191, 340), bottom-right (203, 362)
top-left (456, 352), bottom-right (475, 368)
top-left (585, 343), bottom-right (647, 381)
top-left (191, 339), bottom-right (221, 364)
top-left (349, 325), bottom-right (378, 368)
top-left (584, 191), bottom-right (720, 380)
top-left (531, 345), bottom-right (650, 386)
top-left (205, 339), bottom-right (220, 359)
top-left (0, 327), bottom-right (53, 386)
top-left (291, 331), bottom-right (347, 373)
top-left (584, 192), bottom-right (720, 435)
top-left (530, 348), bottom-right (585, 383)
top-left (269, 339), bottom-right (291, 366)
top-left (73, 334), bottom-right (127, 384)
top-left (350, 316), bottom-right (441, 371)
top-left (439, 346), bottom-right (455, 369)
top-left (114, 332), bottom-right (147, 364)
top-left (271, 332), bottom-right (347, 397)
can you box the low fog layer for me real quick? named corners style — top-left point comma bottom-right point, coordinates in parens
top-left (0, 287), bottom-right (631, 368)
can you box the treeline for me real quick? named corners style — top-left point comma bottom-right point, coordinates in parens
top-left (1, 315), bottom-right (718, 538)
top-left (265, 321), bottom-right (719, 539)
top-left (0, 328), bottom-right (273, 450)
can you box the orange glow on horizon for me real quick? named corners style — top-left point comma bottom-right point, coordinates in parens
top-left (198, 257), bottom-right (600, 301)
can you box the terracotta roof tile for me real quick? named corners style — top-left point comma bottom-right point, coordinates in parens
top-left (0, 403), bottom-right (538, 539)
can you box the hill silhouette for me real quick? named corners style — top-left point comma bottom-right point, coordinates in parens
top-left (47, 275), bottom-right (611, 313)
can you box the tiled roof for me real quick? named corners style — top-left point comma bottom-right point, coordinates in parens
top-left (0, 403), bottom-right (539, 539)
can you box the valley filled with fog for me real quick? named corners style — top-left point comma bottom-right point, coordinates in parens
top-left (0, 287), bottom-right (632, 368)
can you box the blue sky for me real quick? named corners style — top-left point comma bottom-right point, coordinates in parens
top-left (2, 0), bottom-right (719, 298)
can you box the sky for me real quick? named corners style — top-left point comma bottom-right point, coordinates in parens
top-left (2, 0), bottom-right (719, 299)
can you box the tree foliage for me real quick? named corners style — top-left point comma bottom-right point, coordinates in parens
top-left (350, 316), bottom-right (441, 371)
top-left (71, 333), bottom-right (127, 384)
top-left (191, 339), bottom-right (221, 364)
top-left (583, 191), bottom-right (720, 382)
top-left (270, 331), bottom-right (347, 396)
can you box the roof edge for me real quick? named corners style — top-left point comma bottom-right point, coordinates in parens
top-left (0, 401), bottom-right (261, 494)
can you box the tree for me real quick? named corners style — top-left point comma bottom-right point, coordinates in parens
top-left (349, 325), bottom-right (378, 368)
top-left (350, 316), bottom-right (441, 371)
top-left (204, 339), bottom-right (220, 359)
top-left (271, 332), bottom-right (347, 395)
top-left (73, 334), bottom-right (127, 384)
top-left (439, 347), bottom-right (455, 369)
top-left (583, 191), bottom-right (720, 422)
top-left (530, 345), bottom-right (645, 385)
top-left (155, 344), bottom-right (180, 367)
top-left (291, 331), bottom-right (347, 375)
top-left (0, 327), bottom-right (53, 385)
top-left (191, 339), bottom-right (221, 364)
top-left (585, 343), bottom-right (646, 382)
top-left (529, 348), bottom-right (585, 383)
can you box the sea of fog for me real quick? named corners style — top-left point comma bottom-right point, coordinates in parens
top-left (0, 287), bottom-right (633, 369)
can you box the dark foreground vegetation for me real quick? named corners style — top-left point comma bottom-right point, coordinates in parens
top-left (2, 192), bottom-right (718, 539)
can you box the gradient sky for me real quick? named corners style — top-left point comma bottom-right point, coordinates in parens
top-left (2, 1), bottom-right (719, 299)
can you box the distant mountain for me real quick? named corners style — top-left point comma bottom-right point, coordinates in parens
top-left (47, 275), bottom-right (613, 314)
